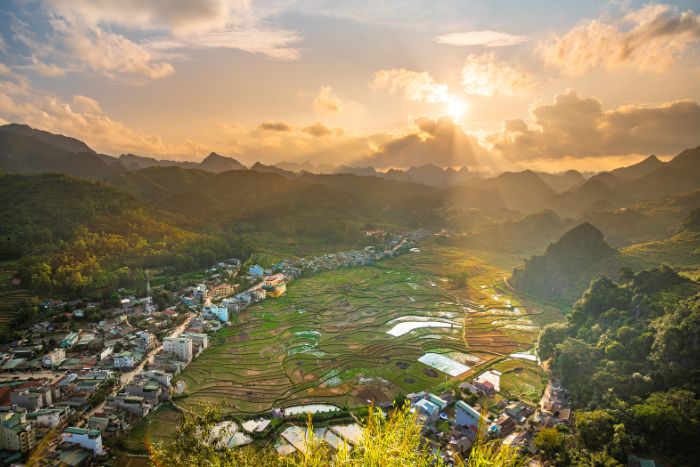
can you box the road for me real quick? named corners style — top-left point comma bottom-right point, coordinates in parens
top-left (77, 312), bottom-right (194, 426)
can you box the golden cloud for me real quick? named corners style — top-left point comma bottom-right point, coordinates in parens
top-left (539, 4), bottom-right (700, 75)
top-left (490, 90), bottom-right (700, 159)
top-left (369, 68), bottom-right (450, 103)
top-left (461, 53), bottom-right (536, 97)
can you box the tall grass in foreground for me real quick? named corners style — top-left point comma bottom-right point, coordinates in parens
top-left (150, 404), bottom-right (526, 467)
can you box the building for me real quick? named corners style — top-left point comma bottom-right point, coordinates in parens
top-left (27, 407), bottom-right (71, 428)
top-left (455, 401), bottom-right (485, 430)
top-left (412, 399), bottom-right (440, 425)
top-left (181, 332), bottom-right (208, 355)
top-left (209, 283), bottom-right (236, 300)
top-left (207, 305), bottom-right (229, 323)
top-left (125, 381), bottom-right (162, 402)
top-left (248, 264), bottom-right (264, 277)
top-left (61, 427), bottom-right (104, 455)
top-left (163, 337), bottom-right (193, 363)
top-left (43, 348), bottom-right (66, 368)
top-left (0, 410), bottom-right (36, 452)
top-left (113, 351), bottom-right (134, 369)
top-left (194, 284), bottom-right (208, 304)
top-left (111, 395), bottom-right (151, 417)
top-left (426, 393), bottom-right (448, 411)
top-left (145, 370), bottom-right (172, 387)
top-left (504, 401), bottom-right (531, 423)
top-left (11, 387), bottom-right (52, 410)
top-left (251, 287), bottom-right (266, 301)
top-left (262, 274), bottom-right (287, 297)
top-left (98, 346), bottom-right (113, 362)
top-left (61, 332), bottom-right (79, 349)
top-left (137, 331), bottom-right (157, 349)
top-left (474, 370), bottom-right (501, 394)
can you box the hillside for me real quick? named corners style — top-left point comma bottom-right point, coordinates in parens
top-left (0, 123), bottom-right (96, 154)
top-left (535, 170), bottom-right (585, 193)
top-left (509, 223), bottom-right (634, 304)
top-left (0, 130), bottom-right (124, 180)
top-left (622, 208), bottom-right (700, 267)
top-left (199, 152), bottom-right (247, 172)
top-left (457, 210), bottom-right (575, 253)
top-left (609, 154), bottom-right (665, 180)
top-left (0, 172), bottom-right (246, 295)
top-left (538, 266), bottom-right (700, 464)
top-left (108, 167), bottom-right (434, 245)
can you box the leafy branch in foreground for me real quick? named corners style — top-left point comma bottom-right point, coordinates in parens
top-left (149, 404), bottom-right (525, 467)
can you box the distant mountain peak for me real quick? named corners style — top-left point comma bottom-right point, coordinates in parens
top-left (0, 123), bottom-right (96, 154)
top-left (199, 152), bottom-right (246, 173)
top-left (546, 222), bottom-right (616, 258)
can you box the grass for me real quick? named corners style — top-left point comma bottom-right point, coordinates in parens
top-left (122, 404), bottom-right (182, 452)
top-left (0, 263), bottom-right (31, 334)
top-left (492, 359), bottom-right (547, 405)
top-left (173, 243), bottom-right (563, 417)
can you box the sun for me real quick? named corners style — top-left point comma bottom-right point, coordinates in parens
top-left (446, 97), bottom-right (465, 120)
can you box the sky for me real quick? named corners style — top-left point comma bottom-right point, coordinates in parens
top-left (0, 0), bottom-right (699, 173)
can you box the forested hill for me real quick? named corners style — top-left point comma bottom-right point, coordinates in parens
top-left (509, 223), bottom-right (644, 305)
top-left (0, 172), bottom-right (252, 295)
top-left (537, 266), bottom-right (700, 465)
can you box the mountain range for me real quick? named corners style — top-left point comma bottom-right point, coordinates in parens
top-left (2, 122), bottom-right (700, 229)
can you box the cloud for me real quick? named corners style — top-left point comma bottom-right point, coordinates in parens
top-left (363, 116), bottom-right (489, 168)
top-left (44, 0), bottom-right (235, 35)
top-left (313, 86), bottom-right (343, 113)
top-left (8, 1), bottom-right (301, 81)
top-left (435, 30), bottom-right (528, 47)
top-left (0, 70), bottom-right (207, 157)
top-left (258, 120), bottom-right (292, 132)
top-left (461, 53), bottom-right (536, 97)
top-left (489, 90), bottom-right (700, 159)
top-left (72, 95), bottom-right (102, 113)
top-left (54, 19), bottom-right (175, 79)
top-left (539, 3), bottom-right (700, 75)
top-left (303, 122), bottom-right (339, 137)
top-left (369, 68), bottom-right (450, 104)
top-left (26, 56), bottom-right (67, 77)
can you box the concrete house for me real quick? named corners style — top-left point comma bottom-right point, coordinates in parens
top-left (455, 401), bottom-right (484, 430)
top-left (0, 410), bottom-right (36, 453)
top-left (61, 427), bottom-right (104, 455)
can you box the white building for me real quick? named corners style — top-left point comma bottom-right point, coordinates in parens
top-left (137, 331), bottom-right (157, 349)
top-left (98, 346), bottom-right (113, 362)
top-left (113, 351), bottom-right (134, 369)
top-left (162, 337), bottom-right (193, 363)
top-left (42, 348), bottom-right (65, 368)
top-left (181, 332), bottom-right (208, 355)
top-left (27, 407), bottom-right (71, 428)
top-left (61, 427), bottom-right (104, 455)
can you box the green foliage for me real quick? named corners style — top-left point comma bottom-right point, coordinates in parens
top-left (538, 265), bottom-right (700, 464)
top-left (150, 404), bottom-right (525, 467)
top-left (0, 172), bottom-right (255, 297)
top-left (534, 427), bottom-right (569, 464)
top-left (510, 223), bottom-right (623, 305)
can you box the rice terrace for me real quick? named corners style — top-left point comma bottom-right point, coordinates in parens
top-left (175, 243), bottom-right (562, 415)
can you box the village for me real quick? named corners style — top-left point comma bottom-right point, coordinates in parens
top-left (0, 232), bottom-right (441, 465)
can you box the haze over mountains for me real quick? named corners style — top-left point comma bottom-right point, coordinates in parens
top-left (2, 123), bottom-right (700, 219)
top-left (2, 124), bottom-right (700, 270)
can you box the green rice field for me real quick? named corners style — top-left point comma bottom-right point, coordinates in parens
top-left (176, 244), bottom-right (563, 415)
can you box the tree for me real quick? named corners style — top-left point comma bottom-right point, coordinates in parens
top-left (575, 410), bottom-right (615, 451)
top-left (537, 322), bottom-right (570, 360)
top-left (535, 427), bottom-right (568, 464)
